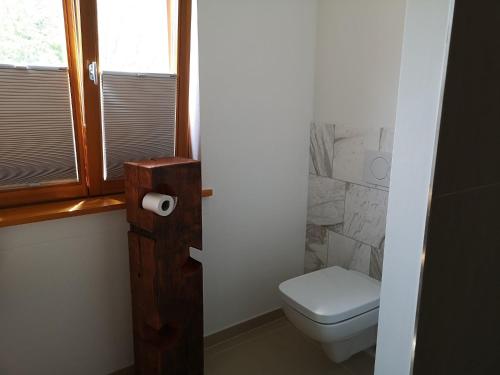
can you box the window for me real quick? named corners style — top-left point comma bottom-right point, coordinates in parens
top-left (0, 0), bottom-right (192, 208)
top-left (97, 0), bottom-right (177, 182)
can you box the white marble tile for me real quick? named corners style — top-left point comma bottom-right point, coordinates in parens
top-left (307, 223), bottom-right (327, 244)
top-left (380, 127), bottom-right (395, 153)
top-left (343, 184), bottom-right (388, 248)
top-left (327, 231), bottom-right (372, 275)
top-left (309, 123), bottom-right (335, 178)
top-left (305, 243), bottom-right (327, 274)
top-left (370, 240), bottom-right (384, 281)
top-left (332, 125), bottom-right (380, 186)
top-left (350, 245), bottom-right (372, 275)
top-left (305, 225), bottom-right (328, 273)
top-left (327, 231), bottom-right (356, 269)
top-left (328, 223), bottom-right (344, 234)
top-left (307, 176), bottom-right (346, 226)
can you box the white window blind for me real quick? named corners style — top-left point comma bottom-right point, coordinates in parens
top-left (100, 72), bottom-right (177, 181)
top-left (0, 66), bottom-right (78, 190)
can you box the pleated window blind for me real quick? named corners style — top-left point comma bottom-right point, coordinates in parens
top-left (100, 72), bottom-right (177, 181)
top-left (0, 66), bottom-right (78, 190)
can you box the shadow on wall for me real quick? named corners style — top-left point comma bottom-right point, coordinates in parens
top-left (305, 123), bottom-right (395, 280)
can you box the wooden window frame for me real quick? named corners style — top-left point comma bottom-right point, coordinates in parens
top-left (175, 0), bottom-right (192, 159)
top-left (0, 0), bottom-right (89, 209)
top-left (0, 0), bottom-right (192, 209)
top-left (81, 0), bottom-right (192, 196)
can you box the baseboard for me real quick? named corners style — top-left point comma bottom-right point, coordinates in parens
top-left (204, 308), bottom-right (284, 348)
top-left (109, 308), bottom-right (285, 374)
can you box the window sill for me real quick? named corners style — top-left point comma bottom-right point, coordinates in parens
top-left (0, 189), bottom-right (214, 228)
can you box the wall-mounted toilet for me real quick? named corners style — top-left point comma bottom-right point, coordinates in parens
top-left (279, 266), bottom-right (380, 363)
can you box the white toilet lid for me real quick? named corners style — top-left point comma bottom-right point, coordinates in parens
top-left (279, 266), bottom-right (380, 324)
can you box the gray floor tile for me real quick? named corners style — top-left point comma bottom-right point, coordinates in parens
top-left (205, 318), bottom-right (374, 375)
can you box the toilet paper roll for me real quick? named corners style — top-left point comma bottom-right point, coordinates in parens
top-left (142, 193), bottom-right (177, 217)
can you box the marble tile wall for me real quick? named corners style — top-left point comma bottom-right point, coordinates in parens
top-left (305, 123), bottom-right (394, 280)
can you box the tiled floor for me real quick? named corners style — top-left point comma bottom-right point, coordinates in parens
top-left (205, 318), bottom-right (375, 375)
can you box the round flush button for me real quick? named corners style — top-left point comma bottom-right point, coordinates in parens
top-left (370, 157), bottom-right (389, 180)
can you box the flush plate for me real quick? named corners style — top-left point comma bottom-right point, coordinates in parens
top-left (363, 150), bottom-right (392, 188)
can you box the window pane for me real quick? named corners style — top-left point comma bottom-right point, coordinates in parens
top-left (98, 0), bottom-right (178, 180)
top-left (97, 0), bottom-right (175, 74)
top-left (101, 72), bottom-right (176, 180)
top-left (0, 0), bottom-right (68, 67)
top-left (0, 67), bottom-right (78, 189)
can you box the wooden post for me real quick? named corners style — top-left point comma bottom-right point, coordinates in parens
top-left (125, 157), bottom-right (203, 374)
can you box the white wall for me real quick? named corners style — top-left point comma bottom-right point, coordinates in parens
top-left (375, 0), bottom-right (455, 374)
top-left (0, 211), bottom-right (133, 375)
top-left (197, 0), bottom-right (317, 335)
top-left (314, 0), bottom-right (405, 129)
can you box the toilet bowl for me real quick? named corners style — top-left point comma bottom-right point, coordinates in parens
top-left (279, 266), bottom-right (380, 363)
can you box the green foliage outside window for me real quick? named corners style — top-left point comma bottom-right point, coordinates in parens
top-left (0, 0), bottom-right (68, 67)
